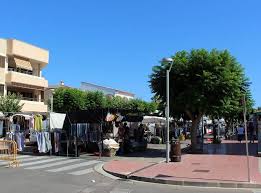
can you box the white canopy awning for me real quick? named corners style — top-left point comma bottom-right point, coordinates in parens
top-left (142, 116), bottom-right (166, 124)
top-left (50, 112), bottom-right (66, 130)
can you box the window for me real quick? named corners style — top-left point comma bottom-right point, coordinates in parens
top-left (0, 85), bottom-right (4, 96)
top-left (0, 56), bottom-right (5, 68)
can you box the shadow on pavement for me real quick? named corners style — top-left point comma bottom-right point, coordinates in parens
top-left (202, 141), bottom-right (258, 156)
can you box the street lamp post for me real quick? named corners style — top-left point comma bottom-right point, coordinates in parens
top-left (50, 93), bottom-right (54, 112)
top-left (162, 57), bottom-right (174, 163)
top-left (243, 94), bottom-right (250, 182)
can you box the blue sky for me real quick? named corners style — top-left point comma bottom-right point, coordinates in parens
top-left (1, 0), bottom-right (260, 107)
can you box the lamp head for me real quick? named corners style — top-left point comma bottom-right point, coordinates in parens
top-left (162, 57), bottom-right (173, 63)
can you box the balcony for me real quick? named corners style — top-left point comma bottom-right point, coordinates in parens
top-left (5, 71), bottom-right (48, 89)
top-left (20, 100), bottom-right (47, 112)
top-left (0, 68), bottom-right (4, 84)
top-left (7, 39), bottom-right (49, 66)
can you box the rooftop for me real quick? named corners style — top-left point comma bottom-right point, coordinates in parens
top-left (81, 82), bottom-right (135, 97)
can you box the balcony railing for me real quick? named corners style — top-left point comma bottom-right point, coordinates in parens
top-left (8, 67), bottom-right (35, 76)
top-left (20, 97), bottom-right (45, 102)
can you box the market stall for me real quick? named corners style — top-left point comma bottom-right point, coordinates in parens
top-left (0, 111), bottom-right (66, 155)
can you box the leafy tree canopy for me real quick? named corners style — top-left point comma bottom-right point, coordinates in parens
top-left (53, 87), bottom-right (157, 114)
top-left (149, 49), bottom-right (253, 149)
top-left (0, 93), bottom-right (23, 112)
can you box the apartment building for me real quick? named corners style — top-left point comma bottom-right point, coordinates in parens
top-left (81, 82), bottom-right (135, 100)
top-left (0, 39), bottom-right (49, 112)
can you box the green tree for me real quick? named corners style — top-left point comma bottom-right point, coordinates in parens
top-left (53, 87), bottom-right (85, 112)
top-left (150, 49), bottom-right (253, 151)
top-left (84, 91), bottom-right (106, 109)
top-left (0, 93), bottom-right (23, 112)
top-left (53, 87), bottom-right (157, 114)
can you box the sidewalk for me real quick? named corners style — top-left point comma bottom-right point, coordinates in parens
top-left (103, 140), bottom-right (261, 188)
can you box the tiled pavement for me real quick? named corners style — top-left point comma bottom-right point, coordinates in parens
top-left (103, 140), bottom-right (261, 188)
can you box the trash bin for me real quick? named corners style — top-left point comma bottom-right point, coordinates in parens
top-left (170, 139), bottom-right (181, 162)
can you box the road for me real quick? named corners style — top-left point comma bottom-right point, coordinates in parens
top-left (0, 155), bottom-right (256, 193)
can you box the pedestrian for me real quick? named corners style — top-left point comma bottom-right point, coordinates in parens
top-left (237, 124), bottom-right (244, 143)
top-left (117, 123), bottom-right (125, 155)
top-left (248, 121), bottom-right (255, 143)
top-left (137, 124), bottom-right (145, 142)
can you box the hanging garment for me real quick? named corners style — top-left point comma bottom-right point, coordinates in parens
top-left (54, 132), bottom-right (60, 153)
top-left (36, 132), bottom-right (42, 152)
top-left (50, 113), bottom-right (66, 130)
top-left (116, 113), bottom-right (124, 122)
top-left (105, 113), bottom-right (115, 122)
top-left (11, 124), bottom-right (16, 133)
top-left (36, 132), bottom-right (52, 153)
top-left (42, 120), bottom-right (49, 131)
top-left (29, 116), bottom-right (34, 130)
top-left (15, 132), bottom-right (25, 151)
top-left (44, 132), bottom-right (52, 152)
top-left (6, 132), bottom-right (15, 141)
top-left (0, 121), bottom-right (3, 136)
top-left (29, 128), bottom-right (37, 142)
top-left (34, 115), bottom-right (43, 131)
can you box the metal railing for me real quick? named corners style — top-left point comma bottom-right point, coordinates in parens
top-left (0, 140), bottom-right (20, 167)
top-left (20, 97), bottom-right (45, 102)
top-left (8, 67), bottom-right (33, 76)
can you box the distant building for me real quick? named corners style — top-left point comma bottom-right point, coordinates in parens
top-left (80, 82), bottom-right (135, 100)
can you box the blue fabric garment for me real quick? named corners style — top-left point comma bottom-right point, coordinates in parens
top-left (15, 132), bottom-right (24, 151)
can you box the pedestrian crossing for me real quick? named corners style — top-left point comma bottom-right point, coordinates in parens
top-left (0, 155), bottom-right (102, 176)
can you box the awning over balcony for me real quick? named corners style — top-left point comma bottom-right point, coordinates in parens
top-left (7, 82), bottom-right (45, 91)
top-left (9, 56), bottom-right (33, 71)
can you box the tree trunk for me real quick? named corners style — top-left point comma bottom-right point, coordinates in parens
top-left (185, 110), bottom-right (203, 153)
top-left (190, 119), bottom-right (198, 152)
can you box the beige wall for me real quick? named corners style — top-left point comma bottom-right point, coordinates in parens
top-left (6, 71), bottom-right (48, 88)
top-left (0, 39), bottom-right (7, 56)
top-left (7, 39), bottom-right (49, 66)
top-left (0, 68), bottom-right (5, 84)
top-left (20, 100), bottom-right (47, 112)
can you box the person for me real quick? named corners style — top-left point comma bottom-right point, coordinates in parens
top-left (117, 123), bottom-right (125, 154)
top-left (137, 124), bottom-right (145, 142)
top-left (237, 125), bottom-right (244, 143)
top-left (123, 123), bottom-right (130, 153)
top-left (248, 121), bottom-right (255, 143)
top-left (213, 124), bottom-right (218, 142)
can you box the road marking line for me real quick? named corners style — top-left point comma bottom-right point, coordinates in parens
top-left (0, 155), bottom-right (44, 164)
top-left (16, 155), bottom-right (31, 159)
top-left (68, 168), bottom-right (94, 175)
top-left (20, 157), bottom-right (67, 167)
top-left (17, 156), bottom-right (48, 162)
top-left (25, 159), bottom-right (80, 169)
top-left (46, 160), bottom-right (100, 172)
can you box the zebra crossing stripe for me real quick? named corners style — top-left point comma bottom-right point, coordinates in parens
top-left (16, 155), bottom-right (31, 159)
top-left (25, 159), bottom-right (80, 170)
top-left (17, 156), bottom-right (48, 162)
top-left (0, 162), bottom-right (9, 166)
top-left (20, 157), bottom-right (67, 167)
top-left (0, 155), bottom-right (35, 166)
top-left (46, 160), bottom-right (101, 172)
top-left (68, 168), bottom-right (94, 175)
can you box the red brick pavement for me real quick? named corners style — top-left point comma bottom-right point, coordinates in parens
top-left (103, 160), bottom-right (152, 176)
top-left (104, 154), bottom-right (261, 184)
top-left (133, 154), bottom-right (261, 183)
top-left (103, 141), bottom-right (261, 185)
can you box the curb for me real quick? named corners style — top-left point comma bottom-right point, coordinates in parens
top-left (94, 163), bottom-right (120, 180)
top-left (102, 165), bottom-right (261, 189)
